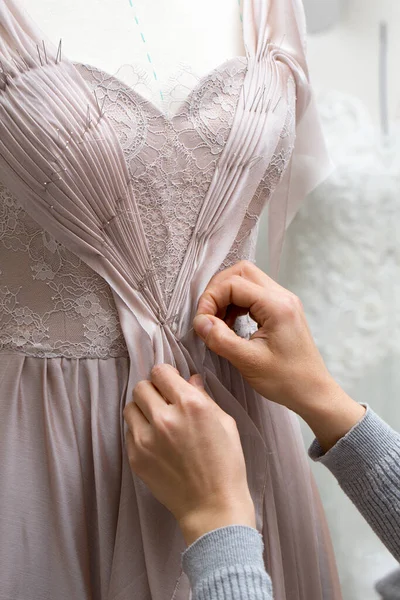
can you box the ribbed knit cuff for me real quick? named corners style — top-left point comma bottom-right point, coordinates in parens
top-left (375, 567), bottom-right (400, 599)
top-left (308, 405), bottom-right (399, 480)
top-left (182, 525), bottom-right (272, 598)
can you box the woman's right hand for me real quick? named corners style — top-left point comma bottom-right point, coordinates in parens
top-left (193, 261), bottom-right (365, 452)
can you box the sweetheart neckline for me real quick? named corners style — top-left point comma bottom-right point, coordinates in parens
top-left (74, 55), bottom-right (249, 123)
top-left (21, 0), bottom-right (249, 122)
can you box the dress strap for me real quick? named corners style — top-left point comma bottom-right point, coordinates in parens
top-left (0, 0), bottom-right (59, 76)
top-left (242, 0), bottom-right (308, 73)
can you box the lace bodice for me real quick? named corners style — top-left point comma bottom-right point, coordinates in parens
top-left (281, 91), bottom-right (400, 390)
top-left (0, 60), bottom-right (295, 358)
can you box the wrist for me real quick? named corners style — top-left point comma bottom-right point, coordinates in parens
top-left (297, 377), bottom-right (366, 453)
top-left (179, 498), bottom-right (256, 547)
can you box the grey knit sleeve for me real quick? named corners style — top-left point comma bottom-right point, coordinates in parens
top-left (181, 525), bottom-right (273, 600)
top-left (309, 405), bottom-right (400, 562)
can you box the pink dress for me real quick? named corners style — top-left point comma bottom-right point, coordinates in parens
top-left (0, 0), bottom-right (341, 598)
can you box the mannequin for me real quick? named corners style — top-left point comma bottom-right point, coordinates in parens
top-left (16, 0), bottom-right (244, 109)
top-left (306, 0), bottom-right (400, 125)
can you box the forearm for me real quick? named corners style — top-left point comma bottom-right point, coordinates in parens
top-left (309, 405), bottom-right (400, 562)
top-left (182, 525), bottom-right (273, 600)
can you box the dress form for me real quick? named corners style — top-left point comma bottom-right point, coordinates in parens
top-left (306, 0), bottom-right (400, 126)
top-left (16, 0), bottom-right (244, 108)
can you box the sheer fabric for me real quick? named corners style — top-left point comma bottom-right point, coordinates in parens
top-left (0, 1), bottom-right (340, 598)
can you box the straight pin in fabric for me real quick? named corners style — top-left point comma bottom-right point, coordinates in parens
top-left (265, 98), bottom-right (272, 114)
top-left (93, 89), bottom-right (106, 118)
top-left (85, 104), bottom-right (92, 130)
top-left (55, 39), bottom-right (62, 64)
top-left (12, 57), bottom-right (23, 73)
top-left (248, 156), bottom-right (262, 169)
top-left (255, 86), bottom-right (267, 112)
top-left (93, 89), bottom-right (101, 115)
top-left (100, 95), bottom-right (106, 117)
top-left (42, 41), bottom-right (48, 65)
top-left (77, 134), bottom-right (106, 146)
top-left (102, 214), bottom-right (117, 229)
top-left (261, 37), bottom-right (271, 58)
top-left (48, 149), bottom-right (61, 165)
top-left (272, 96), bottom-right (282, 113)
top-left (250, 86), bottom-right (263, 112)
top-left (0, 61), bottom-right (8, 87)
top-left (16, 50), bottom-right (29, 70)
top-left (49, 166), bottom-right (68, 180)
top-left (241, 84), bottom-right (247, 110)
top-left (36, 44), bottom-right (43, 66)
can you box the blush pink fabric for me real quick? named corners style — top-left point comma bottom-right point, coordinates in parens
top-left (0, 0), bottom-right (341, 598)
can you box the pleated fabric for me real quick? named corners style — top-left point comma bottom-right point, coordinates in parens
top-left (0, 0), bottom-right (340, 598)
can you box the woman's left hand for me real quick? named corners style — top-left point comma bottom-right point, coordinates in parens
top-left (123, 364), bottom-right (256, 546)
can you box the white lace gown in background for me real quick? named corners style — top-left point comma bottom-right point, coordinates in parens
top-left (280, 91), bottom-right (400, 600)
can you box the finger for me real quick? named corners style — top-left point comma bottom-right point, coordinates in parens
top-left (123, 399), bottom-right (152, 432)
top-left (209, 261), bottom-right (269, 288)
top-left (125, 428), bottom-right (136, 458)
top-left (150, 363), bottom-right (195, 404)
top-left (188, 374), bottom-right (216, 405)
top-left (126, 428), bottom-right (135, 448)
top-left (195, 276), bottom-right (271, 324)
top-left (125, 428), bottom-right (147, 478)
top-left (197, 261), bottom-right (278, 314)
top-left (132, 380), bottom-right (169, 425)
top-left (193, 312), bottom-right (269, 369)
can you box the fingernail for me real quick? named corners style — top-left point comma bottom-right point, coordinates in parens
top-left (193, 314), bottom-right (213, 340)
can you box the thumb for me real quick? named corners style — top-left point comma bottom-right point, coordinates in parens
top-left (193, 314), bottom-right (252, 368)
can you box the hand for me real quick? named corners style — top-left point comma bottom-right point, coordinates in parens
top-left (123, 364), bottom-right (256, 546)
top-left (193, 261), bottom-right (365, 452)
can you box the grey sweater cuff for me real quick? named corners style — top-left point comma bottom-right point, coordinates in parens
top-left (182, 525), bottom-right (272, 598)
top-left (308, 404), bottom-right (398, 477)
top-left (309, 404), bottom-right (400, 562)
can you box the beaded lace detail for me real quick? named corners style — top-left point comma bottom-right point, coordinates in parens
top-left (0, 183), bottom-right (128, 358)
top-left (0, 60), bottom-right (295, 358)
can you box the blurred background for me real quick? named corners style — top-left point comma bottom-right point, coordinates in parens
top-left (257, 1), bottom-right (400, 598)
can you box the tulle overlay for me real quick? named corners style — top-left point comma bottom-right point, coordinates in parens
top-left (0, 0), bottom-right (340, 598)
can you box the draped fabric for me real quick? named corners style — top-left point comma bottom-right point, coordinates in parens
top-left (0, 1), bottom-right (340, 598)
